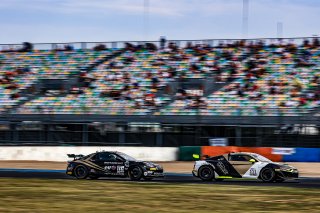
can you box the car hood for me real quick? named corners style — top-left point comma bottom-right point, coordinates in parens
top-left (142, 161), bottom-right (163, 169)
top-left (272, 162), bottom-right (297, 170)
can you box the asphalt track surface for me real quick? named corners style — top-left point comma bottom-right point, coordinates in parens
top-left (0, 168), bottom-right (319, 188)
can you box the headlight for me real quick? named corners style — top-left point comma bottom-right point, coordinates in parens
top-left (144, 162), bottom-right (154, 167)
top-left (280, 167), bottom-right (297, 172)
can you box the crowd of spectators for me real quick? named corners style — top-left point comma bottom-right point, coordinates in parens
top-left (160, 38), bottom-right (320, 115)
top-left (0, 38), bottom-right (319, 115)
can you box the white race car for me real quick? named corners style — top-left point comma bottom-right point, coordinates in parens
top-left (192, 152), bottom-right (298, 182)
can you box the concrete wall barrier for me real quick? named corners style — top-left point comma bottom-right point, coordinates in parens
top-left (283, 148), bottom-right (320, 162)
top-left (184, 146), bottom-right (320, 162)
top-left (178, 146), bottom-right (201, 161)
top-left (201, 146), bottom-right (282, 162)
top-left (0, 146), bottom-right (178, 162)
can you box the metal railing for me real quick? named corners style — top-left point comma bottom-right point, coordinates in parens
top-left (8, 106), bottom-right (316, 116)
top-left (1, 36), bottom-right (319, 51)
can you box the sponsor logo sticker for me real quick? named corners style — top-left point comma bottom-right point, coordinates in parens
top-left (272, 148), bottom-right (296, 155)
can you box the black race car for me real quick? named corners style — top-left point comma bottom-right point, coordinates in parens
top-left (66, 151), bottom-right (164, 180)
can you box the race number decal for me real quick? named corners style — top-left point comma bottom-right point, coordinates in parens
top-left (117, 166), bottom-right (124, 173)
top-left (249, 168), bottom-right (257, 176)
top-left (217, 161), bottom-right (228, 175)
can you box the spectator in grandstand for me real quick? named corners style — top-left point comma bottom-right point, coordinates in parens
top-left (237, 89), bottom-right (244, 97)
top-left (54, 44), bottom-right (74, 51)
top-left (18, 42), bottom-right (33, 52)
top-left (312, 37), bottom-right (320, 47)
top-left (298, 96), bottom-right (307, 106)
top-left (176, 88), bottom-right (188, 100)
top-left (160, 36), bottom-right (166, 49)
top-left (93, 44), bottom-right (108, 51)
top-left (64, 45), bottom-right (74, 51)
top-left (10, 92), bottom-right (20, 99)
top-left (187, 96), bottom-right (207, 109)
top-left (168, 42), bottom-right (178, 52)
top-left (312, 75), bottom-right (320, 84)
top-left (144, 92), bottom-right (156, 107)
top-left (145, 43), bottom-right (157, 51)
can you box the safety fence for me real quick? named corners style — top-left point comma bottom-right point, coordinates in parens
top-left (0, 146), bottom-right (178, 162)
top-left (0, 146), bottom-right (319, 162)
top-left (1, 36), bottom-right (320, 51)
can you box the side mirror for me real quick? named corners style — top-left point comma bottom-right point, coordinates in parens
top-left (249, 159), bottom-right (256, 164)
top-left (193, 154), bottom-right (200, 160)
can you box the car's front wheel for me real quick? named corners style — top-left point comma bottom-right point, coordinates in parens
top-left (260, 167), bottom-right (276, 182)
top-left (198, 166), bottom-right (215, 181)
top-left (74, 165), bottom-right (89, 179)
top-left (129, 166), bottom-right (143, 181)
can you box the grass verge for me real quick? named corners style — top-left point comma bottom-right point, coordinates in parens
top-left (0, 178), bottom-right (319, 213)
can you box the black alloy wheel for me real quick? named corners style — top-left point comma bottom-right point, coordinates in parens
top-left (74, 165), bottom-right (89, 179)
top-left (260, 168), bottom-right (276, 182)
top-left (198, 166), bottom-right (215, 181)
top-left (129, 166), bottom-right (143, 181)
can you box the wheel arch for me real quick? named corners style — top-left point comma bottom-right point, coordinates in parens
top-left (197, 164), bottom-right (216, 181)
top-left (73, 163), bottom-right (90, 179)
top-left (258, 163), bottom-right (280, 180)
top-left (199, 163), bottom-right (215, 171)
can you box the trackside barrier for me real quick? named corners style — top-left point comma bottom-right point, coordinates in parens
top-left (0, 146), bottom-right (178, 162)
top-left (179, 146), bottom-right (320, 162)
top-left (283, 148), bottom-right (320, 162)
top-left (178, 146), bottom-right (201, 161)
top-left (201, 146), bottom-right (282, 162)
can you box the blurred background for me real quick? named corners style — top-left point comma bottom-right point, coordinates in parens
top-left (0, 1), bottom-right (320, 212)
top-left (0, 0), bottom-right (319, 158)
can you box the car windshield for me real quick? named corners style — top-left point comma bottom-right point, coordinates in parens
top-left (117, 152), bottom-right (137, 161)
top-left (251, 153), bottom-right (272, 162)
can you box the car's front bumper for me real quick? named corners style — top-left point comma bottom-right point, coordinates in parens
top-left (276, 170), bottom-right (299, 179)
top-left (192, 170), bottom-right (198, 177)
top-left (66, 165), bottom-right (74, 176)
top-left (144, 170), bottom-right (164, 178)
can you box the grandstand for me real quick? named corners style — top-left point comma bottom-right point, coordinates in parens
top-left (0, 38), bottom-right (319, 147)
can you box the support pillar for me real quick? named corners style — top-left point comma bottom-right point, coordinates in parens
top-left (235, 126), bottom-right (242, 146)
top-left (156, 132), bottom-right (163, 146)
top-left (82, 124), bottom-right (88, 145)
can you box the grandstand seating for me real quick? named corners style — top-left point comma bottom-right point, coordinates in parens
top-left (159, 46), bottom-right (320, 116)
top-left (0, 49), bottom-right (112, 112)
top-left (1, 40), bottom-right (319, 116)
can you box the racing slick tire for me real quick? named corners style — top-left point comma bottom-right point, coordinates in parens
top-left (198, 166), bottom-right (215, 181)
top-left (129, 166), bottom-right (143, 181)
top-left (74, 165), bottom-right (89, 179)
top-left (260, 167), bottom-right (276, 182)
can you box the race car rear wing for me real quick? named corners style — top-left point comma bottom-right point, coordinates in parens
top-left (67, 154), bottom-right (85, 160)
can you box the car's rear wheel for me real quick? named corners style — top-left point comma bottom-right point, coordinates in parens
top-left (74, 165), bottom-right (89, 179)
top-left (198, 166), bottom-right (214, 181)
top-left (260, 168), bottom-right (276, 182)
top-left (129, 166), bottom-right (143, 181)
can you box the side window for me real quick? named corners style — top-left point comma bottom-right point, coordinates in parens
top-left (97, 153), bottom-right (119, 162)
top-left (230, 155), bottom-right (251, 161)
